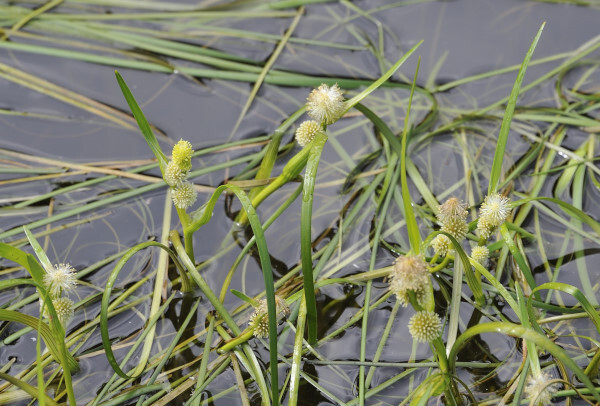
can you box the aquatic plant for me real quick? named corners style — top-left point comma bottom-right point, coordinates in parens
top-left (0, 3), bottom-right (599, 406)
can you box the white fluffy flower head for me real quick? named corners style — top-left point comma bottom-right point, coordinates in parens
top-left (171, 181), bottom-right (197, 209)
top-left (525, 372), bottom-right (559, 406)
top-left (389, 255), bottom-right (430, 299)
top-left (479, 193), bottom-right (511, 227)
top-left (43, 263), bottom-right (77, 297)
top-left (165, 160), bottom-right (186, 187)
top-left (306, 83), bottom-right (345, 125)
top-left (437, 197), bottom-right (468, 224)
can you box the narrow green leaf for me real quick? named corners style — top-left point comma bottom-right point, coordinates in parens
top-left (499, 223), bottom-right (539, 300)
top-left (115, 71), bottom-right (169, 173)
top-left (0, 372), bottom-right (59, 406)
top-left (183, 184), bottom-right (278, 403)
top-left (528, 282), bottom-right (600, 335)
top-left (301, 131), bottom-right (327, 345)
top-left (401, 58), bottom-right (422, 253)
top-left (344, 40), bottom-right (423, 111)
top-left (489, 23), bottom-right (545, 193)
top-left (23, 226), bottom-right (53, 272)
top-left (230, 290), bottom-right (259, 307)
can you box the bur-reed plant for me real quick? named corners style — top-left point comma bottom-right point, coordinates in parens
top-left (1, 3), bottom-right (600, 406)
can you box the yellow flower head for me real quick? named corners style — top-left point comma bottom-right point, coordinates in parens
top-left (171, 139), bottom-right (193, 172)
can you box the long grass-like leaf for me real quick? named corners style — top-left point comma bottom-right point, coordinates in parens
top-left (400, 58), bottom-right (422, 253)
top-left (183, 184), bottom-right (279, 404)
top-left (0, 372), bottom-right (58, 406)
top-left (344, 40), bottom-right (423, 111)
top-left (115, 71), bottom-right (169, 172)
top-left (488, 23), bottom-right (545, 193)
top-left (528, 282), bottom-right (600, 334)
top-left (300, 131), bottom-right (327, 345)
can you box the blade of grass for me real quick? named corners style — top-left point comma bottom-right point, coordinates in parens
top-left (300, 131), bottom-right (327, 345)
top-left (488, 22), bottom-right (544, 194)
top-left (400, 57), bottom-right (421, 253)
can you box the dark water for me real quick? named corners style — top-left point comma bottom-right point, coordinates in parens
top-left (0, 0), bottom-right (599, 404)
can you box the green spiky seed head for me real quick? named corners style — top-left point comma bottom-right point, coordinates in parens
top-left (396, 285), bottom-right (431, 308)
top-left (43, 297), bottom-right (75, 327)
top-left (408, 310), bottom-right (442, 343)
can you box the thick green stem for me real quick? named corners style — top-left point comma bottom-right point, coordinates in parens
top-left (237, 141), bottom-right (313, 224)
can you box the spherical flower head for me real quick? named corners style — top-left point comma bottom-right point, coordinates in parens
top-left (306, 83), bottom-right (345, 125)
top-left (441, 217), bottom-right (469, 242)
top-left (44, 297), bottom-right (74, 327)
top-left (250, 296), bottom-right (290, 339)
top-left (471, 246), bottom-right (489, 267)
top-left (171, 181), bottom-right (197, 209)
top-left (479, 193), bottom-right (511, 227)
top-left (165, 160), bottom-right (186, 187)
top-left (171, 139), bottom-right (193, 172)
top-left (525, 372), bottom-right (559, 406)
top-left (476, 216), bottom-right (494, 240)
top-left (431, 234), bottom-right (451, 257)
top-left (43, 263), bottom-right (77, 298)
top-left (389, 255), bottom-right (430, 298)
top-left (295, 120), bottom-right (321, 147)
top-left (408, 310), bottom-right (442, 343)
top-left (437, 197), bottom-right (468, 224)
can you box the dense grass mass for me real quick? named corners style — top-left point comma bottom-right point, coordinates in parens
top-left (0, 1), bottom-right (599, 405)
